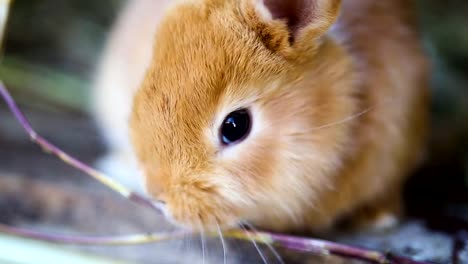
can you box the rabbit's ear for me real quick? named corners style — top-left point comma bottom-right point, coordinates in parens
top-left (240, 0), bottom-right (341, 55)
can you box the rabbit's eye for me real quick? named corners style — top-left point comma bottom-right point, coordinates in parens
top-left (220, 109), bottom-right (251, 145)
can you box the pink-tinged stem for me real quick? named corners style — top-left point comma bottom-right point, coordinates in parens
top-left (227, 230), bottom-right (434, 264)
top-left (0, 81), bottom-right (161, 214)
top-left (0, 81), bottom-right (433, 264)
top-left (268, 233), bottom-right (433, 264)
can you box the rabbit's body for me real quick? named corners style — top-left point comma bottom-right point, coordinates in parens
top-left (93, 0), bottom-right (429, 232)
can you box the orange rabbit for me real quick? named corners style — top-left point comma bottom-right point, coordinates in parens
top-left (93, 0), bottom-right (429, 232)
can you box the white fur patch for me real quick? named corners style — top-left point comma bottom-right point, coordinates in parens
top-left (252, 0), bottom-right (273, 21)
top-left (371, 213), bottom-right (399, 231)
top-left (95, 152), bottom-right (145, 194)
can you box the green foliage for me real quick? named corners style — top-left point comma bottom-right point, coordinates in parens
top-left (0, 57), bottom-right (88, 112)
top-left (5, 0), bottom-right (122, 72)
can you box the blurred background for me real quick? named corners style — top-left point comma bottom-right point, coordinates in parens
top-left (0, 0), bottom-right (466, 263)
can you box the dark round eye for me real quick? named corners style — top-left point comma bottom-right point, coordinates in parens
top-left (220, 109), bottom-right (251, 145)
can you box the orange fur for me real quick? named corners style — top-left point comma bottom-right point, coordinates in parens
top-left (95, 0), bottom-right (429, 232)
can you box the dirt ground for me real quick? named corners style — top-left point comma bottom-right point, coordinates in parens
top-left (0, 105), bottom-right (463, 264)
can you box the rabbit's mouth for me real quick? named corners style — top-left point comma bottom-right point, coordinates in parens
top-left (155, 187), bottom-right (242, 231)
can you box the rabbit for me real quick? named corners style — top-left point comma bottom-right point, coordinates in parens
top-left (93, 0), bottom-right (429, 233)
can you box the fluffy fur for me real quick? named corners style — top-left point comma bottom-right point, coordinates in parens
top-left (94, 0), bottom-right (429, 232)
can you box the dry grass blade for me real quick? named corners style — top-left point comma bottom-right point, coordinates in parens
top-left (0, 223), bottom-right (188, 246)
top-left (0, 234), bottom-right (129, 264)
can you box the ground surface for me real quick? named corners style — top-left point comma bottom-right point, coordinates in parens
top-left (0, 105), bottom-right (463, 264)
